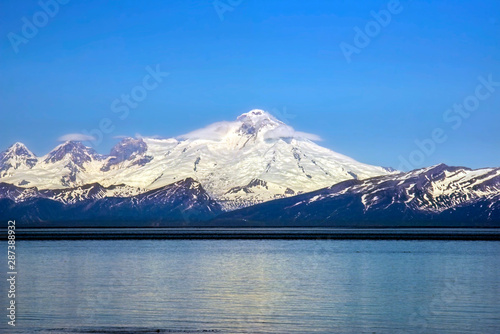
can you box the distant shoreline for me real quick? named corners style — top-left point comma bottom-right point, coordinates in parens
top-left (4, 228), bottom-right (500, 241)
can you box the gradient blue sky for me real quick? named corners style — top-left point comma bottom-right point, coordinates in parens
top-left (1, 0), bottom-right (499, 170)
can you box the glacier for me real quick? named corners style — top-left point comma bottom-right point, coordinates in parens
top-left (0, 109), bottom-right (395, 210)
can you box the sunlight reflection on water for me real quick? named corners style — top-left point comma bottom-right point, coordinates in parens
top-left (1, 239), bottom-right (499, 333)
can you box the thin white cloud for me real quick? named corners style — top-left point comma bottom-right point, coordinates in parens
top-left (177, 119), bottom-right (322, 142)
top-left (294, 131), bottom-right (322, 141)
top-left (58, 133), bottom-right (96, 142)
top-left (134, 133), bottom-right (164, 140)
top-left (263, 125), bottom-right (322, 141)
top-left (177, 121), bottom-right (234, 141)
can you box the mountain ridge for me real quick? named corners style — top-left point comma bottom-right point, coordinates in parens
top-left (0, 177), bottom-right (222, 226)
top-left (2, 109), bottom-right (498, 226)
top-left (0, 109), bottom-right (394, 210)
top-left (214, 164), bottom-right (500, 227)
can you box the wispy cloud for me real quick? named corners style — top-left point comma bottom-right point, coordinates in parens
top-left (264, 125), bottom-right (322, 141)
top-left (178, 120), bottom-right (322, 142)
top-left (134, 133), bottom-right (164, 140)
top-left (112, 135), bottom-right (129, 140)
top-left (58, 133), bottom-right (96, 142)
top-left (177, 121), bottom-right (234, 141)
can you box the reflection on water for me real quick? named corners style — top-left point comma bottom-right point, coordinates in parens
top-left (1, 239), bottom-right (499, 333)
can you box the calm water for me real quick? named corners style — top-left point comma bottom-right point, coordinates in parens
top-left (1, 239), bottom-right (499, 333)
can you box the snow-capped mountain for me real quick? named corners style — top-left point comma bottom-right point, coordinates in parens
top-left (216, 164), bottom-right (500, 227)
top-left (0, 178), bottom-right (222, 226)
top-left (0, 109), bottom-right (394, 209)
top-left (0, 142), bottom-right (38, 178)
top-left (44, 141), bottom-right (105, 187)
top-left (101, 137), bottom-right (153, 171)
top-left (44, 141), bottom-right (102, 166)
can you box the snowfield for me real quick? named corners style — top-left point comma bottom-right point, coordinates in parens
top-left (0, 109), bottom-right (395, 210)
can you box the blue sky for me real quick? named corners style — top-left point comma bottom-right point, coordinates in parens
top-left (1, 0), bottom-right (499, 170)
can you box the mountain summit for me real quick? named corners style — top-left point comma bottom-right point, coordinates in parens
top-left (2, 110), bottom-right (498, 226)
top-left (0, 142), bottom-right (38, 177)
top-left (0, 110), bottom-right (395, 209)
top-left (236, 109), bottom-right (282, 135)
top-left (44, 141), bottom-right (102, 166)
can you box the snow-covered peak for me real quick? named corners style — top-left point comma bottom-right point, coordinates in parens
top-left (177, 109), bottom-right (320, 143)
top-left (236, 109), bottom-right (283, 135)
top-left (0, 109), bottom-right (397, 207)
top-left (5, 142), bottom-right (36, 157)
top-left (238, 109), bottom-right (275, 119)
top-left (101, 137), bottom-right (152, 171)
top-left (44, 141), bottom-right (101, 167)
top-left (235, 109), bottom-right (320, 141)
top-left (110, 137), bottom-right (147, 158)
top-left (177, 109), bottom-right (282, 141)
top-left (0, 142), bottom-right (38, 176)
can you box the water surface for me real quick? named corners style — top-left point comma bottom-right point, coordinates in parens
top-left (1, 239), bottom-right (499, 333)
